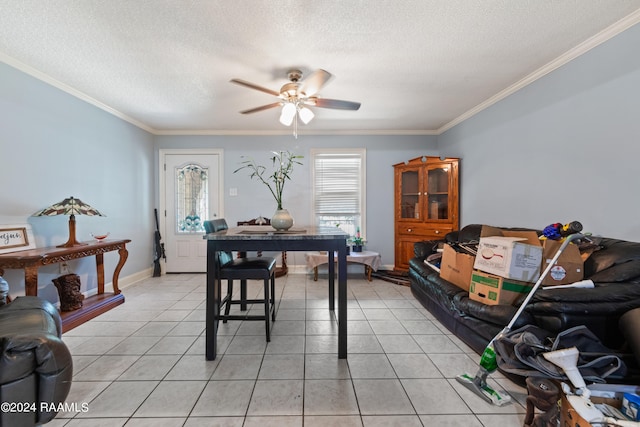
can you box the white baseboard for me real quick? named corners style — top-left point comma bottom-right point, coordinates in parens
top-left (84, 267), bottom-right (153, 297)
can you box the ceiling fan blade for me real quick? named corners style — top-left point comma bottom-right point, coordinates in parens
top-left (310, 98), bottom-right (361, 110)
top-left (239, 102), bottom-right (282, 114)
top-left (299, 69), bottom-right (332, 97)
top-left (230, 79), bottom-right (280, 97)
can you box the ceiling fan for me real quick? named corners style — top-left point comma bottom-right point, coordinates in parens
top-left (230, 69), bottom-right (361, 135)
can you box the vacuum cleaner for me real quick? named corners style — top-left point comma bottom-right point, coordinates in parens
top-left (456, 232), bottom-right (586, 406)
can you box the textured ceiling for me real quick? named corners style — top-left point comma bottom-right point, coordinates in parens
top-left (1, 1), bottom-right (639, 135)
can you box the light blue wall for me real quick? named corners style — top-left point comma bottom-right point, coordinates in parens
top-left (438, 23), bottom-right (640, 241)
top-left (0, 62), bottom-right (155, 299)
top-left (155, 135), bottom-right (437, 267)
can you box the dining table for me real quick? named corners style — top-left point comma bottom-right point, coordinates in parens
top-left (204, 225), bottom-right (349, 360)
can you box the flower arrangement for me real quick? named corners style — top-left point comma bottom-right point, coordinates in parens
top-left (349, 227), bottom-right (365, 247)
top-left (234, 151), bottom-right (304, 210)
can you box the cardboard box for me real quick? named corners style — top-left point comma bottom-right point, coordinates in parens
top-left (561, 384), bottom-right (640, 427)
top-left (561, 393), bottom-right (599, 427)
top-left (541, 239), bottom-right (584, 286)
top-left (469, 270), bottom-right (533, 306)
top-left (439, 244), bottom-right (474, 291)
top-left (473, 226), bottom-right (542, 282)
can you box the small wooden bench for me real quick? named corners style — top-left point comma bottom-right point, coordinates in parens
top-left (305, 250), bottom-right (381, 281)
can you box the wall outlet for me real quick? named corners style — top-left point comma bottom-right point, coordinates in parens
top-left (229, 188), bottom-right (238, 196)
top-left (59, 263), bottom-right (70, 275)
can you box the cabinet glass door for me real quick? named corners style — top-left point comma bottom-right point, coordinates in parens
top-left (400, 169), bottom-right (420, 219)
top-left (426, 165), bottom-right (450, 220)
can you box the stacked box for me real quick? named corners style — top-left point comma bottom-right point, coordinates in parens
top-left (540, 239), bottom-right (584, 286)
top-left (469, 270), bottom-right (533, 306)
top-left (473, 225), bottom-right (542, 282)
top-left (439, 244), bottom-right (474, 291)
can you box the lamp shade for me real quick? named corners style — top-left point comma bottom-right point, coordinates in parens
top-left (298, 106), bottom-right (315, 124)
top-left (32, 197), bottom-right (105, 247)
top-left (32, 197), bottom-right (105, 217)
top-left (279, 103), bottom-right (296, 126)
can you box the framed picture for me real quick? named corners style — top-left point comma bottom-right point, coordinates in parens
top-left (0, 224), bottom-right (36, 254)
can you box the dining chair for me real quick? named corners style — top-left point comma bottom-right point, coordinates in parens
top-left (204, 218), bottom-right (277, 341)
top-left (237, 217), bottom-right (288, 277)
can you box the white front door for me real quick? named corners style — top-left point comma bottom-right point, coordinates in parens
top-left (161, 149), bottom-right (223, 273)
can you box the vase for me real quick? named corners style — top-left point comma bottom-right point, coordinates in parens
top-left (271, 209), bottom-right (294, 231)
top-left (352, 245), bottom-right (363, 253)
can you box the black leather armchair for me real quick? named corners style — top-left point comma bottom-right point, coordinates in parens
top-left (0, 296), bottom-right (73, 426)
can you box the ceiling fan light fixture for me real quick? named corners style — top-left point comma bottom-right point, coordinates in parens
top-left (279, 102), bottom-right (296, 126)
top-left (298, 106), bottom-right (314, 124)
top-left (231, 68), bottom-right (360, 137)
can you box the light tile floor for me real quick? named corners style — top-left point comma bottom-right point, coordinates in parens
top-left (51, 273), bottom-right (529, 426)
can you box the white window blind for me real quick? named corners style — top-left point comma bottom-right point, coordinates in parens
top-left (312, 150), bottom-right (365, 237)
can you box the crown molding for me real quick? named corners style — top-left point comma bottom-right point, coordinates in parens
top-left (0, 52), bottom-right (155, 133)
top-left (0, 54), bottom-right (437, 137)
top-left (4, 8), bottom-right (639, 138)
top-left (438, 9), bottom-right (640, 134)
top-left (154, 128), bottom-right (439, 136)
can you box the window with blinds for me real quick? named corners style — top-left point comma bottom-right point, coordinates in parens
top-left (311, 149), bottom-right (366, 238)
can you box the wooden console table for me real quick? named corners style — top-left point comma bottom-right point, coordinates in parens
top-left (0, 239), bottom-right (130, 332)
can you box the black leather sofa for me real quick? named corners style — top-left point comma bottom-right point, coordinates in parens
top-left (0, 296), bottom-right (73, 426)
top-left (409, 224), bottom-right (640, 380)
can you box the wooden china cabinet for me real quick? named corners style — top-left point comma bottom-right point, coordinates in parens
top-left (393, 156), bottom-right (459, 271)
